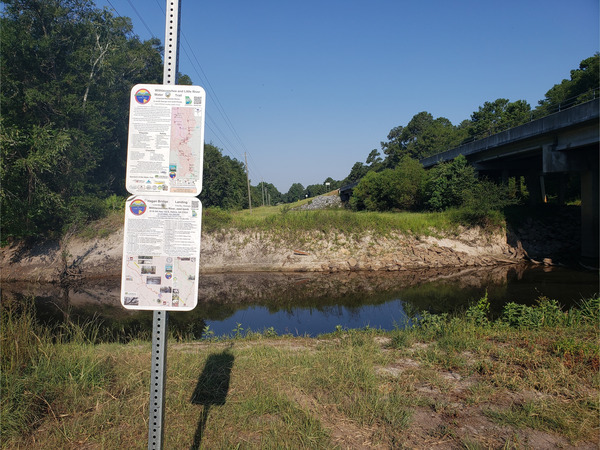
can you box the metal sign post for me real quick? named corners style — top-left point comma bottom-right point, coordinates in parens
top-left (148, 310), bottom-right (169, 449)
top-left (149, 1), bottom-right (180, 448)
top-left (121, 0), bottom-right (205, 447)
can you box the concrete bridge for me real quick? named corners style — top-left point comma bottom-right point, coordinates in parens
top-left (420, 98), bottom-right (599, 264)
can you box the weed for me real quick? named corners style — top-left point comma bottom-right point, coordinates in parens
top-left (501, 297), bottom-right (565, 329)
top-left (466, 291), bottom-right (490, 326)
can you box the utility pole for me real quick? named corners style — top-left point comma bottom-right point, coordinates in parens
top-left (261, 178), bottom-right (265, 206)
top-left (245, 152), bottom-right (252, 212)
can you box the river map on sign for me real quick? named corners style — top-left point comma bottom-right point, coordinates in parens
top-left (122, 255), bottom-right (197, 309)
top-left (169, 106), bottom-right (204, 191)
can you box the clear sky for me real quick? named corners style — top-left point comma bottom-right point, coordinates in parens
top-left (97, 0), bottom-right (599, 193)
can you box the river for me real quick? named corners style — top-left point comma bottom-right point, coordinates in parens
top-left (1, 264), bottom-right (597, 339)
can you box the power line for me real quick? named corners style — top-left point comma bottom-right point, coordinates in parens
top-left (125, 0), bottom-right (156, 39)
top-left (104, 0), bottom-right (267, 188)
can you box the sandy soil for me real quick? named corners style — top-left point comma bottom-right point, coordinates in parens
top-left (0, 223), bottom-right (527, 284)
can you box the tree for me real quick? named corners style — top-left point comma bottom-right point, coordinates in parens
top-left (350, 156), bottom-right (426, 211)
top-left (177, 73), bottom-right (193, 85)
top-left (343, 162), bottom-right (369, 184)
top-left (305, 184), bottom-right (327, 198)
top-left (380, 125), bottom-right (404, 168)
top-left (424, 155), bottom-right (477, 211)
top-left (258, 182), bottom-right (282, 205)
top-left (0, 0), bottom-right (163, 238)
top-left (284, 183), bottom-right (305, 203)
top-left (380, 112), bottom-right (466, 166)
top-left (200, 144), bottom-right (247, 209)
top-left (365, 149), bottom-right (384, 172)
top-left (323, 177), bottom-right (342, 191)
top-left (469, 98), bottom-right (531, 138)
top-left (536, 53), bottom-right (600, 116)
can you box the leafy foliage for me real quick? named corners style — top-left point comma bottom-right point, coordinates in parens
top-left (448, 178), bottom-right (516, 227)
top-left (536, 53), bottom-right (599, 115)
top-left (500, 298), bottom-right (566, 329)
top-left (423, 155), bottom-right (477, 211)
top-left (284, 182), bottom-right (305, 203)
top-left (200, 144), bottom-right (248, 209)
top-left (468, 98), bottom-right (532, 138)
top-left (380, 112), bottom-right (468, 165)
top-left (465, 291), bottom-right (490, 327)
top-left (1, 0), bottom-right (162, 238)
top-left (350, 156), bottom-right (426, 211)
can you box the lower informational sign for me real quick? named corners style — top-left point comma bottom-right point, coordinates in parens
top-left (121, 195), bottom-right (201, 311)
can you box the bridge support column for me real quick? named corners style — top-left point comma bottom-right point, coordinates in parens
top-left (580, 168), bottom-right (599, 265)
top-left (526, 172), bottom-right (546, 205)
top-left (558, 174), bottom-right (567, 205)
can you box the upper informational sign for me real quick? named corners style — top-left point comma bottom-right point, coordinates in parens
top-left (126, 84), bottom-right (206, 196)
top-left (121, 195), bottom-right (202, 311)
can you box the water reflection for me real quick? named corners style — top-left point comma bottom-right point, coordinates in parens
top-left (1, 264), bottom-right (597, 338)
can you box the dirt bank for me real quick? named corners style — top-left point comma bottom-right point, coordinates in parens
top-left (1, 222), bottom-right (532, 284)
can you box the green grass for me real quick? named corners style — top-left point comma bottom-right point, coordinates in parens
top-left (2, 295), bottom-right (598, 448)
top-left (204, 206), bottom-right (463, 239)
top-left (0, 299), bottom-right (113, 444)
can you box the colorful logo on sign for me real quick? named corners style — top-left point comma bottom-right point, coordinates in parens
top-left (130, 199), bottom-right (147, 215)
top-left (135, 89), bottom-right (151, 104)
top-left (169, 172), bottom-right (177, 179)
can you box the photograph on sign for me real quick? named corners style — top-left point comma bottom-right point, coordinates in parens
top-left (126, 84), bottom-right (206, 196)
top-left (121, 195), bottom-right (202, 311)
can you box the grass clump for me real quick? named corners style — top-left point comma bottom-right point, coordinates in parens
top-left (0, 298), bottom-right (112, 444)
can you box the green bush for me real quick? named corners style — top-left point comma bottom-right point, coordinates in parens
top-left (466, 292), bottom-right (491, 326)
top-left (500, 297), bottom-right (565, 329)
top-left (66, 195), bottom-right (109, 228)
top-left (424, 155), bottom-right (476, 211)
top-left (350, 156), bottom-right (425, 211)
top-left (456, 179), bottom-right (515, 227)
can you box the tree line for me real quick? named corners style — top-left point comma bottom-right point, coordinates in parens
top-left (0, 0), bottom-right (345, 239)
top-left (1, 0), bottom-right (597, 240)
top-left (345, 54), bottom-right (598, 184)
top-left (342, 53), bottom-right (598, 218)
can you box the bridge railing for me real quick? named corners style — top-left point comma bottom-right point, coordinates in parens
top-left (456, 88), bottom-right (599, 147)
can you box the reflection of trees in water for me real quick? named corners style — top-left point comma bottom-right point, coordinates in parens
top-left (2, 264), bottom-right (597, 337)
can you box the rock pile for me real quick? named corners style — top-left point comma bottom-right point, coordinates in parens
top-left (296, 194), bottom-right (342, 210)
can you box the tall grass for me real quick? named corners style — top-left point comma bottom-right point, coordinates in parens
top-left (203, 206), bottom-right (461, 238)
top-left (0, 298), bottom-right (112, 443)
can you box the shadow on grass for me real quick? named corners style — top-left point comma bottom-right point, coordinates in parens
top-left (190, 348), bottom-right (234, 450)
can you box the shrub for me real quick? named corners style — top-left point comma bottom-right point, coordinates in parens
top-left (466, 292), bottom-right (491, 326)
top-left (424, 155), bottom-right (477, 211)
top-left (64, 195), bottom-right (108, 230)
top-left (350, 156), bottom-right (425, 211)
top-left (500, 297), bottom-right (565, 329)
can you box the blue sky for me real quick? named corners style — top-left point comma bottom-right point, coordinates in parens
top-left (97, 0), bottom-right (599, 193)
